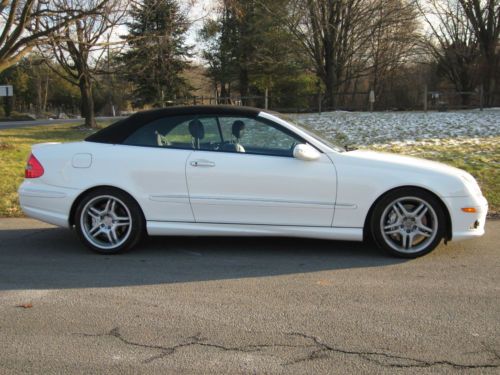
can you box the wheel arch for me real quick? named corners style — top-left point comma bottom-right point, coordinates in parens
top-left (68, 185), bottom-right (145, 227)
top-left (363, 185), bottom-right (452, 242)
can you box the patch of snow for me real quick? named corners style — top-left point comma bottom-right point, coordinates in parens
top-left (288, 110), bottom-right (500, 146)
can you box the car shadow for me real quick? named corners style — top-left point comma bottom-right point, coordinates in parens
top-left (0, 226), bottom-right (408, 290)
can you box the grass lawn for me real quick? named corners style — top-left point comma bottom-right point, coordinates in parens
top-left (0, 122), bottom-right (498, 217)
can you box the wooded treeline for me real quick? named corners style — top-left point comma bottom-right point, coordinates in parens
top-left (0, 0), bottom-right (499, 126)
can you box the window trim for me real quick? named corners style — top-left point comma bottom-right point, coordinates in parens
top-left (120, 113), bottom-right (320, 158)
top-left (211, 115), bottom-right (314, 158)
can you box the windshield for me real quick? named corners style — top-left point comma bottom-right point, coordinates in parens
top-left (275, 114), bottom-right (345, 152)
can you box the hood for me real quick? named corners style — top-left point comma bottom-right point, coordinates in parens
top-left (334, 149), bottom-right (482, 197)
top-left (344, 149), bottom-right (469, 178)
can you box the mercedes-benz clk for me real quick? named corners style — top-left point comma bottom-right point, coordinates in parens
top-left (18, 106), bottom-right (488, 257)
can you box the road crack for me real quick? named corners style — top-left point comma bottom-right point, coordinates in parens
top-left (74, 327), bottom-right (314, 364)
top-left (285, 332), bottom-right (500, 369)
top-left (74, 327), bottom-right (500, 369)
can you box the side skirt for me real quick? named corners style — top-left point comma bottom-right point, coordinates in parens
top-left (146, 221), bottom-right (363, 241)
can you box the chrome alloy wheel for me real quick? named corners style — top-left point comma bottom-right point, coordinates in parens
top-left (380, 196), bottom-right (438, 254)
top-left (80, 195), bottom-right (132, 250)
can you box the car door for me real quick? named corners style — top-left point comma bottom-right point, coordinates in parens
top-left (186, 115), bottom-right (337, 227)
top-left (118, 115), bottom-right (212, 222)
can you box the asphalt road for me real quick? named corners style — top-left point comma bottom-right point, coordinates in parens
top-left (0, 218), bottom-right (499, 374)
top-left (0, 117), bottom-right (124, 130)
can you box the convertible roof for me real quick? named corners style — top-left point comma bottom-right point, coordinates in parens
top-left (86, 105), bottom-right (262, 144)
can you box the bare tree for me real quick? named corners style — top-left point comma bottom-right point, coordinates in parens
top-left (367, 0), bottom-right (420, 102)
top-left (43, 0), bottom-right (126, 127)
top-left (285, 0), bottom-right (419, 108)
top-left (418, 0), bottom-right (481, 104)
top-left (458, 0), bottom-right (500, 106)
top-left (0, 0), bottom-right (108, 73)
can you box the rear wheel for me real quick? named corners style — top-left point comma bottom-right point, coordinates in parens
top-left (74, 188), bottom-right (144, 254)
top-left (370, 188), bottom-right (446, 258)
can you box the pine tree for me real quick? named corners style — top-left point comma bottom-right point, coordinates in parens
top-left (122, 0), bottom-right (191, 107)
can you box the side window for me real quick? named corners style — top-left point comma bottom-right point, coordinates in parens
top-left (124, 115), bottom-right (221, 150)
top-left (218, 116), bottom-right (304, 157)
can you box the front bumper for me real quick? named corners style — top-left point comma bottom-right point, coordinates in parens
top-left (443, 194), bottom-right (488, 241)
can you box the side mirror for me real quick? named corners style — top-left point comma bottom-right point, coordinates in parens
top-left (293, 144), bottom-right (321, 161)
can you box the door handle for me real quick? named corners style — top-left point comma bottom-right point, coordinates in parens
top-left (190, 160), bottom-right (215, 167)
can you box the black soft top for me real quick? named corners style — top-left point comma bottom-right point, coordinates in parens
top-left (86, 105), bottom-right (262, 144)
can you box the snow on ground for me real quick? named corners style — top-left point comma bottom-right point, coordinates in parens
top-left (288, 109), bottom-right (500, 146)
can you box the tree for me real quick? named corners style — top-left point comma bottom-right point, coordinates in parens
top-left (121, 0), bottom-right (192, 107)
top-left (199, 0), bottom-right (307, 105)
top-left (286, 0), bottom-right (372, 108)
top-left (44, 0), bottom-right (125, 127)
top-left (0, 0), bottom-right (107, 73)
top-left (366, 1), bottom-right (420, 103)
top-left (458, 0), bottom-right (500, 106)
top-left (0, 55), bottom-right (80, 114)
top-left (198, 1), bottom-right (239, 101)
top-left (419, 0), bottom-right (481, 105)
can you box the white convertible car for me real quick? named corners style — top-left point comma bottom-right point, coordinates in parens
top-left (18, 106), bottom-right (487, 257)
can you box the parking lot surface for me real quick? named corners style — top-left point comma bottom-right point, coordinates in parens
top-left (0, 218), bottom-right (499, 374)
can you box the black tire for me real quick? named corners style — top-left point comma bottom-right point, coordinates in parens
top-left (74, 187), bottom-right (145, 254)
top-left (370, 188), bottom-right (446, 258)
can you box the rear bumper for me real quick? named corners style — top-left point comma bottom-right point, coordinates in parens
top-left (443, 195), bottom-right (488, 241)
top-left (18, 181), bottom-right (80, 228)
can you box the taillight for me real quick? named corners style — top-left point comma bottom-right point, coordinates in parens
top-left (25, 153), bottom-right (44, 178)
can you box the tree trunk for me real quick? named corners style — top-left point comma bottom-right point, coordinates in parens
top-left (79, 75), bottom-right (96, 128)
top-left (239, 67), bottom-right (249, 105)
top-left (324, 50), bottom-right (336, 109)
top-left (483, 51), bottom-right (497, 107)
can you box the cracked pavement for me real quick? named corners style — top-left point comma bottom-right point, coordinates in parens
top-left (0, 218), bottom-right (499, 374)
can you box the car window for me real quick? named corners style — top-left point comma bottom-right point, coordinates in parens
top-left (124, 115), bottom-right (222, 150)
top-left (217, 116), bottom-right (304, 157)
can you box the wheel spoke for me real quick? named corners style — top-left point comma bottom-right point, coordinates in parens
top-left (412, 203), bottom-right (427, 218)
top-left (88, 207), bottom-right (101, 219)
top-left (385, 228), bottom-right (400, 235)
top-left (417, 223), bottom-right (433, 235)
top-left (114, 214), bottom-right (130, 228)
top-left (384, 221), bottom-right (401, 235)
top-left (110, 228), bottom-right (119, 244)
top-left (384, 223), bottom-right (400, 231)
top-left (104, 199), bottom-right (112, 213)
top-left (90, 227), bottom-right (104, 239)
top-left (407, 232), bottom-right (415, 249)
top-left (110, 200), bottom-right (117, 215)
top-left (393, 202), bottom-right (409, 218)
top-left (416, 229), bottom-right (431, 238)
top-left (89, 224), bottom-right (101, 236)
top-left (105, 231), bottom-right (114, 244)
top-left (401, 232), bottom-right (409, 249)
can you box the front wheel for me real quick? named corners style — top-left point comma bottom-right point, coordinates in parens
top-left (370, 188), bottom-right (446, 258)
top-left (74, 188), bottom-right (144, 254)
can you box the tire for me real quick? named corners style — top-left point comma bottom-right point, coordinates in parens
top-left (74, 188), bottom-right (145, 254)
top-left (370, 188), bottom-right (446, 258)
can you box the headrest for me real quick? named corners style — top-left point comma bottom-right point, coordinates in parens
top-left (188, 119), bottom-right (204, 139)
top-left (232, 120), bottom-right (245, 139)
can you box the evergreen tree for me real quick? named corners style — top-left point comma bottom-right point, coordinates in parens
top-left (199, 0), bottom-right (309, 107)
top-left (122, 0), bottom-right (192, 107)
